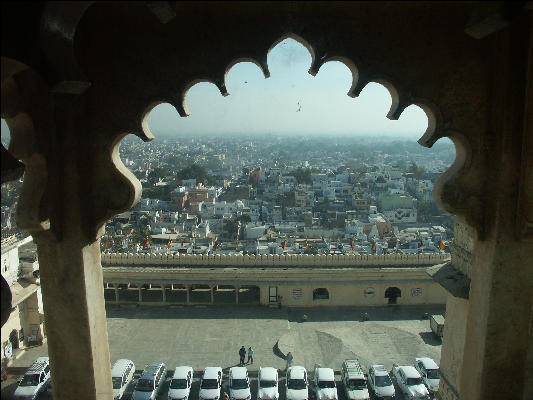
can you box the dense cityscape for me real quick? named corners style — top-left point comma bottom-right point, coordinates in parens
top-left (2, 134), bottom-right (455, 256)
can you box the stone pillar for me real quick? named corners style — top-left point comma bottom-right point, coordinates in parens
top-left (162, 285), bottom-right (166, 303)
top-left (235, 286), bottom-right (240, 304)
top-left (186, 285), bottom-right (190, 304)
top-left (138, 286), bottom-right (142, 302)
top-left (114, 285), bottom-right (119, 303)
top-left (210, 285), bottom-right (214, 304)
top-left (457, 20), bottom-right (533, 400)
top-left (438, 296), bottom-right (469, 400)
top-left (34, 237), bottom-right (113, 400)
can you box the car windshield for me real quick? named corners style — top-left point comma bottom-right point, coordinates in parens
top-left (318, 381), bottom-right (335, 389)
top-left (406, 377), bottom-right (423, 386)
top-left (201, 379), bottom-right (219, 389)
top-left (112, 377), bottom-right (122, 389)
top-left (171, 379), bottom-right (188, 389)
top-left (231, 379), bottom-right (249, 389)
top-left (20, 374), bottom-right (40, 387)
top-left (426, 369), bottom-right (439, 380)
top-left (288, 379), bottom-right (307, 390)
top-left (375, 375), bottom-right (392, 387)
top-left (136, 378), bottom-right (155, 392)
top-left (260, 380), bottom-right (277, 388)
top-left (347, 379), bottom-right (366, 389)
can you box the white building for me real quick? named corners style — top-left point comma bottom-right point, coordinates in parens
top-left (1, 236), bottom-right (45, 363)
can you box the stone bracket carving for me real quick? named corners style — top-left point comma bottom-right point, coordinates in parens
top-left (426, 262), bottom-right (471, 299)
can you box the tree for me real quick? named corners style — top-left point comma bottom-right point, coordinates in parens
top-left (294, 168), bottom-right (313, 185)
top-left (223, 214), bottom-right (251, 240)
top-left (147, 167), bottom-right (171, 185)
top-left (129, 225), bottom-right (152, 248)
top-left (223, 218), bottom-right (239, 239)
top-left (408, 162), bottom-right (427, 179)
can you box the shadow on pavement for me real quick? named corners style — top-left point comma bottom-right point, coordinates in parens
top-left (418, 331), bottom-right (442, 346)
top-left (106, 304), bottom-right (289, 320)
top-left (286, 305), bottom-right (446, 323)
top-left (273, 341), bottom-right (287, 360)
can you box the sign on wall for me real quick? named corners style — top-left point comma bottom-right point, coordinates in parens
top-left (411, 287), bottom-right (422, 297)
top-left (292, 288), bottom-right (303, 299)
top-left (364, 288), bottom-right (376, 297)
top-left (4, 342), bottom-right (12, 359)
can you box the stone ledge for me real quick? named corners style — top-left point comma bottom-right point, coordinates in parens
top-left (426, 261), bottom-right (470, 299)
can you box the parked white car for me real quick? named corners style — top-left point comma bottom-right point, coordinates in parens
top-left (391, 365), bottom-right (429, 400)
top-left (257, 367), bottom-right (279, 400)
top-left (168, 366), bottom-right (194, 400)
top-left (413, 358), bottom-right (439, 395)
top-left (229, 367), bottom-right (251, 400)
top-left (312, 368), bottom-right (338, 400)
top-left (14, 357), bottom-right (51, 400)
top-left (111, 359), bottom-right (135, 400)
top-left (367, 365), bottom-right (395, 400)
top-left (199, 367), bottom-right (223, 400)
top-left (340, 360), bottom-right (369, 400)
top-left (286, 366), bottom-right (309, 400)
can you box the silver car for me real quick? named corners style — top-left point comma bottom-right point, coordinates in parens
top-left (133, 362), bottom-right (167, 400)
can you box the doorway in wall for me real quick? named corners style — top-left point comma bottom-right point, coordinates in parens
top-left (385, 286), bottom-right (401, 304)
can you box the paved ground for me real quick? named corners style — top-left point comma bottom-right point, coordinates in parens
top-left (1, 304), bottom-right (445, 399)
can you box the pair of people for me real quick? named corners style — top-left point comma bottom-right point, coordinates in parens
top-left (239, 346), bottom-right (254, 365)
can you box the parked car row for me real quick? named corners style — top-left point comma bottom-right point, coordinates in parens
top-left (13, 357), bottom-right (440, 400)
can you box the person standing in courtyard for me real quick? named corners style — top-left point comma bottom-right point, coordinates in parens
top-left (286, 352), bottom-right (293, 370)
top-left (247, 346), bottom-right (254, 364)
top-left (239, 345), bottom-right (246, 366)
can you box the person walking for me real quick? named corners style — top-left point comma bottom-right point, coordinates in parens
top-left (286, 352), bottom-right (293, 370)
top-left (239, 345), bottom-right (246, 366)
top-left (247, 346), bottom-right (254, 364)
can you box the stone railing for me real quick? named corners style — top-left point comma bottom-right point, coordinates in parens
top-left (101, 252), bottom-right (450, 267)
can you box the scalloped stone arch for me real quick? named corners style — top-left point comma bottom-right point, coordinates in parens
top-left (135, 33), bottom-right (468, 228)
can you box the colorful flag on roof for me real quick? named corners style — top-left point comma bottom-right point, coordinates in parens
top-left (440, 241), bottom-right (446, 250)
top-left (142, 239), bottom-right (148, 249)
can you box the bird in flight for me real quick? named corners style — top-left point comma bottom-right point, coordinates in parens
top-left (296, 100), bottom-right (302, 112)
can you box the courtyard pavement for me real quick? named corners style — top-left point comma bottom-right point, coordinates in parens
top-left (2, 304), bottom-right (445, 399)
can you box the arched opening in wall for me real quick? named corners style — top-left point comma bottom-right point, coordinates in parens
top-left (131, 37), bottom-right (456, 261)
top-left (313, 288), bottom-right (330, 300)
top-left (9, 329), bottom-right (19, 349)
top-left (385, 286), bottom-right (402, 304)
top-left (101, 36), bottom-right (458, 376)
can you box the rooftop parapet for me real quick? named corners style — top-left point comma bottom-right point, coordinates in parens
top-left (101, 252), bottom-right (450, 268)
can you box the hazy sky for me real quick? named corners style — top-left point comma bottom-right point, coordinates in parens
top-left (2, 39), bottom-right (429, 142)
top-left (147, 38), bottom-right (428, 138)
